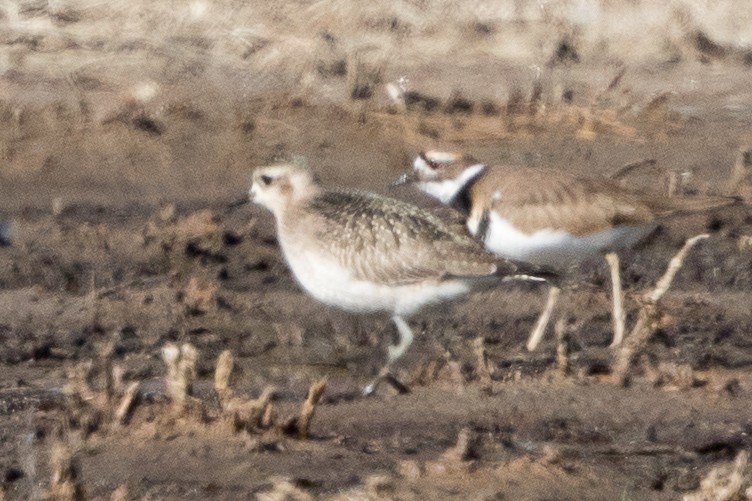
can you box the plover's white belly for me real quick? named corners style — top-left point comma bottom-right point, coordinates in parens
top-left (469, 212), bottom-right (655, 267)
top-left (282, 246), bottom-right (473, 317)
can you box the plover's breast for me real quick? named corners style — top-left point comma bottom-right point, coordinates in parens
top-left (280, 237), bottom-right (475, 317)
top-left (468, 211), bottom-right (656, 267)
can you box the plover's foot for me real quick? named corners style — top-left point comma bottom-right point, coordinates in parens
top-left (362, 368), bottom-right (410, 396)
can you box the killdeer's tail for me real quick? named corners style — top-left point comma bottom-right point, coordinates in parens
top-left (652, 194), bottom-right (742, 219)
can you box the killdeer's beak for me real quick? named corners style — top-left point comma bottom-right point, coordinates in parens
top-left (392, 172), bottom-right (416, 187)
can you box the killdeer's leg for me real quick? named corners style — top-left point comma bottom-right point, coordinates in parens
top-left (526, 286), bottom-right (561, 351)
top-left (363, 315), bottom-right (413, 396)
top-left (605, 252), bottom-right (626, 347)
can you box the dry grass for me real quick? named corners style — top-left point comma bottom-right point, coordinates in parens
top-left (3, 0), bottom-right (749, 210)
top-left (3, 0), bottom-right (751, 109)
top-left (61, 341), bottom-right (142, 437)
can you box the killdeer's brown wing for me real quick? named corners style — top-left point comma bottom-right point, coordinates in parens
top-left (469, 169), bottom-right (652, 236)
top-left (305, 189), bottom-right (511, 286)
top-left (473, 168), bottom-right (735, 236)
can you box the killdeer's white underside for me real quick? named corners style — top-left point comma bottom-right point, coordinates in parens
top-left (472, 211), bottom-right (656, 267)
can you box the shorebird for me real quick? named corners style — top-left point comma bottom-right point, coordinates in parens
top-left (249, 163), bottom-right (538, 393)
top-left (395, 150), bottom-right (737, 350)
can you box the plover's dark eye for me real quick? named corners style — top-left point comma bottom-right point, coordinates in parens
top-left (259, 175), bottom-right (273, 186)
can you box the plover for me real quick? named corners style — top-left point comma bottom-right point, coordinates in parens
top-left (249, 163), bottom-right (533, 393)
top-left (396, 150), bottom-right (738, 350)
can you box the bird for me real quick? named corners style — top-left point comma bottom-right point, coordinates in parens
top-left (395, 150), bottom-right (738, 350)
top-left (248, 162), bottom-right (539, 394)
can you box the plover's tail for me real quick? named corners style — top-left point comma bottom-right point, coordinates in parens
top-left (499, 258), bottom-right (560, 286)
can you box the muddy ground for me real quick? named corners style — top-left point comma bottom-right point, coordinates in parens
top-left (2, 1), bottom-right (752, 500)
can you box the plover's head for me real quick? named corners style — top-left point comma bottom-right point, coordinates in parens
top-left (394, 150), bottom-right (487, 204)
top-left (250, 164), bottom-right (318, 216)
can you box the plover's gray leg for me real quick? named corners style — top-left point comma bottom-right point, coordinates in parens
top-left (363, 315), bottom-right (414, 396)
top-left (387, 315), bottom-right (414, 365)
top-left (605, 252), bottom-right (626, 347)
top-left (526, 286), bottom-right (561, 351)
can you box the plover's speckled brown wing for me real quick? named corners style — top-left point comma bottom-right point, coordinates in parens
top-left (304, 189), bottom-right (511, 286)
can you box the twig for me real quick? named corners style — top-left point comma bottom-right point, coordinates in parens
top-left (161, 343), bottom-right (199, 413)
top-left (101, 341), bottom-right (116, 404)
top-left (472, 337), bottom-right (493, 390)
top-left (294, 378), bottom-right (327, 439)
top-left (527, 286), bottom-right (561, 351)
top-left (605, 252), bottom-right (625, 347)
top-left (668, 170), bottom-right (679, 197)
top-left (48, 442), bottom-right (84, 501)
top-left (425, 428), bottom-right (477, 475)
top-left (115, 382), bottom-right (139, 426)
top-left (214, 350), bottom-right (234, 404)
top-left (608, 158), bottom-right (657, 181)
top-left (604, 66), bottom-right (627, 94)
top-left (442, 428), bottom-right (475, 463)
top-left (611, 234), bottom-right (709, 385)
top-left (726, 147), bottom-right (752, 196)
top-left (648, 234), bottom-right (710, 303)
top-left (225, 387), bottom-right (275, 433)
top-left (555, 318), bottom-right (569, 377)
top-left (684, 450), bottom-right (749, 501)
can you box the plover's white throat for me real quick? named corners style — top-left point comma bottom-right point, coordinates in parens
top-left (397, 150), bottom-right (738, 350)
top-left (249, 163), bottom-right (529, 393)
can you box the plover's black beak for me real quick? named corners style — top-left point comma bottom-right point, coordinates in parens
top-left (227, 195), bottom-right (251, 209)
top-left (392, 172), bottom-right (416, 187)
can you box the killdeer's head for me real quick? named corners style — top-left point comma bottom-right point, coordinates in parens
top-left (394, 150), bottom-right (486, 204)
top-left (250, 164), bottom-right (318, 216)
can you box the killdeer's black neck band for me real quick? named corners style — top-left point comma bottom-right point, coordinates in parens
top-left (448, 165), bottom-right (486, 215)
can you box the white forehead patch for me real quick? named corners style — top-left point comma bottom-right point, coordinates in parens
top-left (255, 164), bottom-right (294, 179)
top-left (424, 150), bottom-right (460, 163)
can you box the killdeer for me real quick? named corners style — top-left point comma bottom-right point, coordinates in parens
top-left (396, 150), bottom-right (737, 350)
top-left (249, 163), bottom-right (534, 393)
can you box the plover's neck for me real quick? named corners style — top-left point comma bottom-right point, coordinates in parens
top-left (274, 186), bottom-right (322, 232)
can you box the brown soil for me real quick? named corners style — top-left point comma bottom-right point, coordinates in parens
top-left (2, 2), bottom-right (752, 499)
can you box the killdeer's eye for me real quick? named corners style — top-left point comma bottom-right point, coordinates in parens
top-left (259, 175), bottom-right (273, 186)
top-left (419, 152), bottom-right (439, 170)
